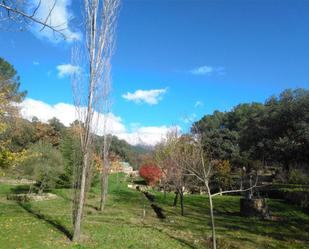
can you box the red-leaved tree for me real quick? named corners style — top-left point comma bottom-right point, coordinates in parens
top-left (139, 164), bottom-right (162, 186)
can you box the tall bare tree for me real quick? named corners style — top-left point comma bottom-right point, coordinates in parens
top-left (99, 61), bottom-right (112, 211)
top-left (71, 0), bottom-right (119, 241)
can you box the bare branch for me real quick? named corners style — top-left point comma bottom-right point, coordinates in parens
top-left (211, 176), bottom-right (261, 197)
top-left (39, 0), bottom-right (57, 32)
top-left (30, 0), bottom-right (41, 18)
top-left (0, 1), bottom-right (67, 39)
top-left (211, 184), bottom-right (265, 197)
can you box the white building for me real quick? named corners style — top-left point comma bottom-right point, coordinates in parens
top-left (119, 162), bottom-right (133, 174)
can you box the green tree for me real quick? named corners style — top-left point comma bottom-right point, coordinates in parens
top-left (0, 57), bottom-right (26, 117)
top-left (193, 111), bottom-right (240, 162)
top-left (0, 57), bottom-right (27, 169)
top-left (21, 141), bottom-right (64, 193)
top-left (60, 128), bottom-right (83, 187)
top-left (193, 88), bottom-right (309, 181)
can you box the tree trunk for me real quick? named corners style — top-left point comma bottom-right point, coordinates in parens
top-left (240, 177), bottom-right (243, 190)
top-left (38, 188), bottom-right (43, 195)
top-left (99, 174), bottom-right (105, 211)
top-left (99, 142), bottom-right (108, 210)
top-left (38, 181), bottom-right (44, 195)
top-left (173, 190), bottom-right (179, 207)
top-left (28, 184), bottom-right (33, 194)
top-left (205, 181), bottom-right (216, 249)
top-left (99, 171), bottom-right (108, 211)
top-left (180, 190), bottom-right (184, 216)
top-left (72, 153), bottom-right (89, 241)
top-left (100, 130), bottom-right (110, 211)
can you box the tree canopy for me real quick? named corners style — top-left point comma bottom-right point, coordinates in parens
top-left (0, 57), bottom-right (27, 169)
top-left (193, 88), bottom-right (309, 174)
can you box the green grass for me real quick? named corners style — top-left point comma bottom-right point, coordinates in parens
top-left (0, 174), bottom-right (309, 249)
top-left (268, 183), bottom-right (309, 192)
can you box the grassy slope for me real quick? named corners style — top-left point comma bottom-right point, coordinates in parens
top-left (0, 174), bottom-right (308, 249)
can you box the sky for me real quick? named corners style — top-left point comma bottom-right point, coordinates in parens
top-left (0, 0), bottom-right (309, 145)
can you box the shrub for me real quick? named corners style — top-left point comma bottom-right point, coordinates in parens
top-left (139, 163), bottom-right (162, 186)
top-left (59, 132), bottom-right (82, 187)
top-left (289, 168), bottom-right (309, 184)
top-left (21, 141), bottom-right (64, 193)
top-left (212, 160), bottom-right (232, 190)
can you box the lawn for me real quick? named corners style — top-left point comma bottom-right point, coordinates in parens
top-left (0, 174), bottom-right (308, 249)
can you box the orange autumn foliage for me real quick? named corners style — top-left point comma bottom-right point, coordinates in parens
top-left (139, 163), bottom-right (162, 186)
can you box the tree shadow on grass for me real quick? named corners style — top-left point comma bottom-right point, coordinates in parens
top-left (17, 201), bottom-right (72, 240)
top-left (215, 213), bottom-right (309, 243)
top-left (52, 189), bottom-right (100, 212)
top-left (149, 203), bottom-right (165, 219)
top-left (10, 185), bottom-right (31, 194)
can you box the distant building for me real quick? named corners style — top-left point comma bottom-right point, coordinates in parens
top-left (120, 162), bottom-right (133, 174)
top-left (95, 152), bottom-right (134, 174)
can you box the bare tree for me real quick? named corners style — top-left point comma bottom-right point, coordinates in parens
top-left (189, 137), bottom-right (259, 249)
top-left (99, 108), bottom-right (112, 211)
top-left (154, 142), bottom-right (170, 199)
top-left (71, 0), bottom-right (119, 241)
top-left (0, 0), bottom-right (68, 39)
top-left (155, 129), bottom-right (192, 216)
top-left (99, 56), bottom-right (113, 212)
top-left (161, 128), bottom-right (260, 249)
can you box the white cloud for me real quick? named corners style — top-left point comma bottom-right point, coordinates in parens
top-left (189, 65), bottom-right (224, 75)
top-left (118, 125), bottom-right (180, 146)
top-left (33, 61), bottom-right (40, 66)
top-left (20, 98), bottom-right (76, 126)
top-left (19, 98), bottom-right (176, 146)
top-left (122, 88), bottom-right (167, 105)
top-left (19, 98), bottom-right (125, 134)
top-left (194, 101), bottom-right (203, 108)
top-left (29, 0), bottom-right (81, 43)
top-left (56, 64), bottom-right (80, 78)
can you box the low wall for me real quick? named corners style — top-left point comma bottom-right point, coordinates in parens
top-left (7, 193), bottom-right (57, 202)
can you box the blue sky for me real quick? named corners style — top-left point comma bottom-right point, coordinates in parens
top-left (0, 0), bottom-right (309, 145)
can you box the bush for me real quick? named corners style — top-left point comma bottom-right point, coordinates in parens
top-left (289, 168), bottom-right (309, 184)
top-left (212, 160), bottom-right (232, 190)
top-left (60, 132), bottom-right (82, 187)
top-left (21, 141), bottom-right (64, 193)
top-left (139, 163), bottom-right (162, 186)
